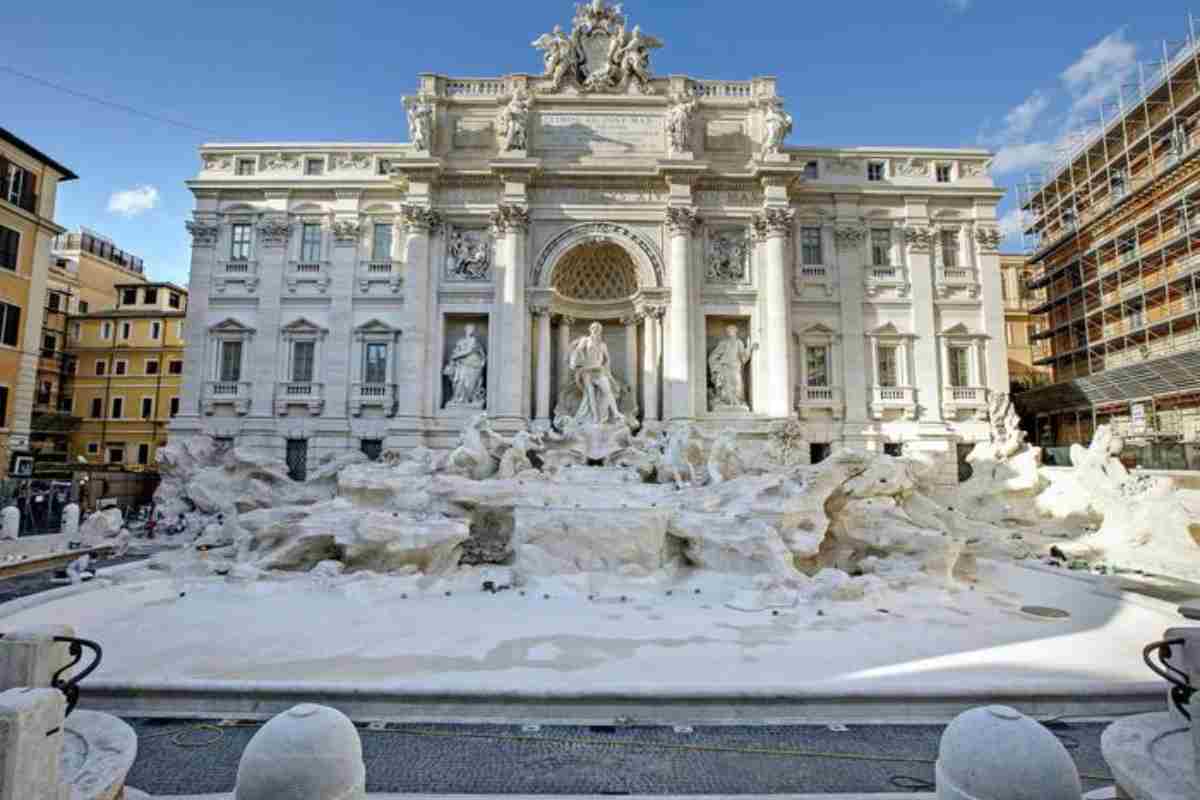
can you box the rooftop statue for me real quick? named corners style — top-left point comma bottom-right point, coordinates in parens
top-left (532, 0), bottom-right (664, 94)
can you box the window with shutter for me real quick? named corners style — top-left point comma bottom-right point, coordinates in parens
top-left (0, 226), bottom-right (19, 271)
top-left (0, 303), bottom-right (20, 347)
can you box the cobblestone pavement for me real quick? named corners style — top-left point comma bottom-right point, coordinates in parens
top-left (124, 719), bottom-right (1113, 796)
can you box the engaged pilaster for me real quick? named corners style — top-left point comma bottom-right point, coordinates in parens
top-left (397, 204), bottom-right (442, 422)
top-left (531, 304), bottom-right (553, 427)
top-left (664, 206), bottom-right (700, 422)
top-left (755, 207), bottom-right (795, 418)
top-left (903, 217), bottom-right (944, 423)
top-left (490, 204), bottom-right (532, 426)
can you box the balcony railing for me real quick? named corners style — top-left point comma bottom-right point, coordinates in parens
top-left (274, 382), bottom-right (325, 416)
top-left (869, 386), bottom-right (916, 419)
top-left (796, 385), bottom-right (843, 419)
top-left (357, 260), bottom-right (402, 294)
top-left (285, 261), bottom-right (331, 293)
top-left (943, 385), bottom-right (989, 416)
top-left (936, 267), bottom-right (979, 297)
top-left (213, 260), bottom-right (260, 294)
top-left (350, 382), bottom-right (398, 417)
top-left (203, 381), bottom-right (252, 416)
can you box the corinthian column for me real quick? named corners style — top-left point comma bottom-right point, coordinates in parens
top-left (621, 312), bottom-right (641, 416)
top-left (756, 207), bottom-right (795, 418)
top-left (532, 305), bottom-right (552, 427)
top-left (665, 207), bottom-right (700, 422)
top-left (397, 205), bottom-right (441, 424)
top-left (490, 204), bottom-right (531, 427)
top-left (642, 305), bottom-right (663, 422)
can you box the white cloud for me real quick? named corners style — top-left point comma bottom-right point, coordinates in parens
top-left (1061, 30), bottom-right (1138, 114)
top-left (998, 209), bottom-right (1027, 239)
top-left (107, 185), bottom-right (160, 217)
top-left (991, 141), bottom-right (1059, 175)
top-left (1001, 91), bottom-right (1049, 141)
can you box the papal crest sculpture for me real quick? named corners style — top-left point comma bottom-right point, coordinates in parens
top-left (532, 0), bottom-right (664, 94)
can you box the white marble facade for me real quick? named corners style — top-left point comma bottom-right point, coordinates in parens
top-left (173, 0), bottom-right (1007, 481)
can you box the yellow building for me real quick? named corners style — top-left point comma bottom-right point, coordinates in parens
top-left (999, 253), bottom-right (1051, 391)
top-left (0, 127), bottom-right (77, 477)
top-left (69, 282), bottom-right (188, 469)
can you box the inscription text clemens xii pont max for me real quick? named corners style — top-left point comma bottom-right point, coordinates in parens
top-left (535, 113), bottom-right (664, 154)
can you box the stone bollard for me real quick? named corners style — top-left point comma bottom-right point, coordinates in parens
top-left (936, 705), bottom-right (1081, 800)
top-left (0, 688), bottom-right (67, 800)
top-left (0, 508), bottom-right (17, 542)
top-left (0, 625), bottom-right (76, 693)
top-left (235, 704), bottom-right (365, 800)
top-left (62, 504), bottom-right (80, 544)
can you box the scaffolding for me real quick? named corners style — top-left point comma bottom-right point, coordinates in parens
top-left (1015, 16), bottom-right (1200, 450)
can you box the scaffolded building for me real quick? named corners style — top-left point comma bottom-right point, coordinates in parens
top-left (1016, 22), bottom-right (1200, 463)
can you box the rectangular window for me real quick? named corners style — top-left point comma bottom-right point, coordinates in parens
top-left (803, 161), bottom-right (819, 180)
top-left (286, 439), bottom-right (308, 481)
top-left (111, 397), bottom-right (123, 419)
top-left (291, 341), bottom-right (315, 383)
top-left (948, 346), bottom-right (971, 387)
top-left (79, 301), bottom-right (89, 314)
top-left (800, 227), bottom-right (823, 265)
top-left (108, 444), bottom-right (125, 464)
top-left (47, 292), bottom-right (61, 312)
top-left (941, 230), bottom-right (959, 268)
top-left (151, 322), bottom-right (161, 340)
top-left (137, 443), bottom-right (150, 465)
top-left (168, 360), bottom-right (183, 375)
top-left (805, 346), bottom-right (829, 387)
top-left (877, 345), bottom-right (899, 387)
top-left (6, 164), bottom-right (30, 207)
top-left (87, 442), bottom-right (98, 455)
top-left (372, 223), bottom-right (392, 261)
top-left (144, 288), bottom-right (158, 304)
top-left (0, 386), bottom-right (7, 427)
top-left (169, 293), bottom-right (180, 309)
top-left (867, 162), bottom-right (886, 182)
top-left (58, 396), bottom-right (72, 413)
top-left (364, 342), bottom-right (388, 384)
top-left (114, 360), bottom-right (127, 376)
top-left (219, 341), bottom-right (242, 382)
top-left (936, 164), bottom-right (953, 183)
top-left (101, 321), bottom-right (112, 339)
top-left (120, 322), bottom-right (131, 339)
top-left (0, 226), bottom-right (17, 272)
top-left (235, 158), bottom-right (256, 176)
top-left (145, 359), bottom-right (159, 375)
top-left (95, 360), bottom-right (107, 377)
top-left (90, 398), bottom-right (102, 418)
top-left (0, 302), bottom-right (17, 347)
top-left (122, 288), bottom-right (137, 305)
top-left (305, 158), bottom-right (324, 176)
top-left (300, 223), bottom-right (322, 262)
top-left (870, 228), bottom-right (892, 267)
top-left (170, 397), bottom-right (180, 417)
top-left (231, 223), bottom-right (252, 260)
top-left (42, 333), bottom-right (56, 354)
top-left (141, 397), bottom-right (153, 419)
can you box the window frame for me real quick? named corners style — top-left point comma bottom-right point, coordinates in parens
top-left (935, 163), bottom-right (954, 184)
top-left (371, 222), bottom-right (393, 262)
top-left (145, 359), bottom-right (160, 375)
top-left (304, 157), bottom-right (326, 176)
top-left (235, 158), bottom-right (256, 176)
top-left (800, 226), bottom-right (823, 266)
top-left (0, 226), bottom-right (19, 272)
top-left (300, 222), bottom-right (323, 262)
top-left (867, 161), bottom-right (887, 182)
top-left (94, 360), bottom-right (107, 377)
top-left (230, 222), bottom-right (253, 261)
top-left (870, 228), bottom-right (892, 267)
top-left (0, 302), bottom-right (20, 347)
top-left (110, 396), bottom-right (124, 420)
top-left (140, 396), bottom-right (154, 419)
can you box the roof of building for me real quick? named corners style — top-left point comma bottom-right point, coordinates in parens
top-left (114, 281), bottom-right (189, 294)
top-left (0, 127), bottom-right (78, 181)
top-left (71, 309), bottom-right (187, 320)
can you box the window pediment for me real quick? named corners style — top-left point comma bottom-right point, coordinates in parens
top-left (209, 317), bottom-right (256, 336)
top-left (280, 317), bottom-right (329, 339)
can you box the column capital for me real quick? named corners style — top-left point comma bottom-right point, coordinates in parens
top-left (401, 204), bottom-right (443, 233)
top-left (973, 225), bottom-right (1002, 253)
top-left (530, 303), bottom-right (552, 318)
top-left (903, 225), bottom-right (935, 253)
top-left (753, 207), bottom-right (795, 240)
top-left (557, 314), bottom-right (575, 327)
top-left (490, 204), bottom-right (531, 235)
top-left (665, 206), bottom-right (701, 236)
top-left (620, 312), bottom-right (644, 327)
top-left (833, 225), bottom-right (867, 248)
top-left (185, 220), bottom-right (219, 248)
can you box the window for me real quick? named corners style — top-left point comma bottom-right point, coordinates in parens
top-left (72, 322), bottom-right (81, 340)
top-left (291, 341), bottom-right (315, 382)
top-left (5, 164), bottom-right (32, 208)
top-left (107, 444), bottom-right (125, 464)
top-left (219, 340), bottom-right (242, 382)
top-left (236, 158), bottom-right (256, 176)
top-left (122, 288), bottom-right (137, 305)
top-left (867, 162), bottom-right (886, 182)
top-left (144, 288), bottom-right (158, 304)
top-left (948, 346), bottom-right (971, 387)
top-left (361, 439), bottom-right (383, 462)
top-left (300, 223), bottom-right (322, 262)
top-left (90, 398), bottom-right (102, 418)
top-left (114, 360), bottom-right (127, 376)
top-left (305, 158), bottom-right (325, 176)
top-left (120, 322), bottom-right (132, 339)
top-left (169, 293), bottom-right (180, 309)
top-left (101, 321), bottom-right (112, 339)
top-left (0, 303), bottom-right (19, 348)
top-left (111, 397), bottom-right (124, 419)
top-left (364, 342), bottom-right (388, 384)
top-left (168, 360), bottom-right (183, 375)
top-left (936, 164), bottom-right (953, 183)
top-left (877, 345), bottom-right (899, 387)
top-left (87, 442), bottom-right (99, 455)
top-left (940, 230), bottom-right (959, 268)
top-left (141, 397), bottom-right (153, 419)
top-left (802, 161), bottom-right (819, 180)
top-left (150, 321), bottom-right (161, 340)
top-left (137, 443), bottom-right (150, 466)
top-left (376, 159), bottom-right (391, 176)
top-left (286, 439), bottom-right (308, 481)
top-left (95, 360), bottom-right (107, 377)
top-left (0, 227), bottom-right (17, 272)
top-left (372, 223), bottom-right (392, 261)
top-left (231, 223), bottom-right (252, 260)
top-left (58, 396), bottom-right (72, 413)
top-left (78, 301), bottom-right (89, 314)
top-left (42, 333), bottom-right (56, 355)
top-left (0, 386), bottom-right (7, 428)
top-left (870, 228), bottom-right (892, 267)
top-left (47, 292), bottom-right (61, 311)
top-left (805, 346), bottom-right (829, 387)
top-left (1110, 169), bottom-right (1126, 197)
top-left (800, 227), bottom-right (823, 265)
top-left (145, 360), bottom-right (159, 375)
top-left (169, 397), bottom-right (180, 417)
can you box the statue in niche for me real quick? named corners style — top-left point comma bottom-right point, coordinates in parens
top-left (406, 95), bottom-right (435, 151)
top-left (496, 87), bottom-right (532, 152)
top-left (708, 325), bottom-right (758, 411)
top-left (666, 91), bottom-right (698, 154)
top-left (761, 99), bottom-right (793, 158)
top-left (444, 325), bottom-right (487, 408)
top-left (567, 322), bottom-right (625, 425)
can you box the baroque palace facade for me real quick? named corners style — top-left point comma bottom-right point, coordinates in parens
top-left (174, 1), bottom-right (1008, 481)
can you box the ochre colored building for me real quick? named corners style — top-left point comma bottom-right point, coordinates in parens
top-left (69, 283), bottom-right (187, 469)
top-left (999, 253), bottom-right (1050, 391)
top-left (0, 127), bottom-right (77, 476)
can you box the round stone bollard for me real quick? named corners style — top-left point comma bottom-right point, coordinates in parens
top-left (1, 506), bottom-right (18, 540)
top-left (235, 704), bottom-right (365, 800)
top-left (63, 503), bottom-right (81, 542)
top-left (935, 705), bottom-right (1081, 800)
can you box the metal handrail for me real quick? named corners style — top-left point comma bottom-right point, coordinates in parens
top-left (1143, 637), bottom-right (1194, 720)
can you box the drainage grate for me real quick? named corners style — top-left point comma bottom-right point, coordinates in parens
top-left (1021, 605), bottom-right (1071, 619)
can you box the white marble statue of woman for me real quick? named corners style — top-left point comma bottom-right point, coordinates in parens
top-left (568, 322), bottom-right (624, 425)
top-left (496, 88), bottom-right (531, 152)
top-left (406, 95), bottom-right (435, 152)
top-left (708, 325), bottom-right (758, 410)
top-left (444, 325), bottom-right (487, 408)
top-left (666, 92), bottom-right (698, 154)
top-left (761, 99), bottom-right (793, 158)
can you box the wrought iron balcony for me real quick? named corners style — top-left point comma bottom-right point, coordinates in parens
top-left (203, 381), bottom-right (252, 416)
top-left (274, 381), bottom-right (325, 416)
top-left (350, 382), bottom-right (398, 417)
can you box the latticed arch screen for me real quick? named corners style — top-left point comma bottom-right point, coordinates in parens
top-left (552, 243), bottom-right (639, 301)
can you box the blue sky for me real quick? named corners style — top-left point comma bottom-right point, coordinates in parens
top-left (3, 1), bottom-right (1192, 283)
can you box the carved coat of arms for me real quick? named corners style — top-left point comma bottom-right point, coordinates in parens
top-left (531, 1), bottom-right (664, 94)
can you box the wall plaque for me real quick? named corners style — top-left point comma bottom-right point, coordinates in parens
top-left (535, 113), bottom-right (663, 154)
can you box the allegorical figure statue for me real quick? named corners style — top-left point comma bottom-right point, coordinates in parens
top-left (666, 91), bottom-right (698, 154)
top-left (708, 325), bottom-right (758, 410)
top-left (444, 325), bottom-right (487, 408)
top-left (496, 87), bottom-right (532, 152)
top-left (406, 95), bottom-right (435, 151)
top-left (568, 322), bottom-right (624, 425)
top-left (761, 99), bottom-right (793, 158)
top-left (531, 25), bottom-right (580, 92)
